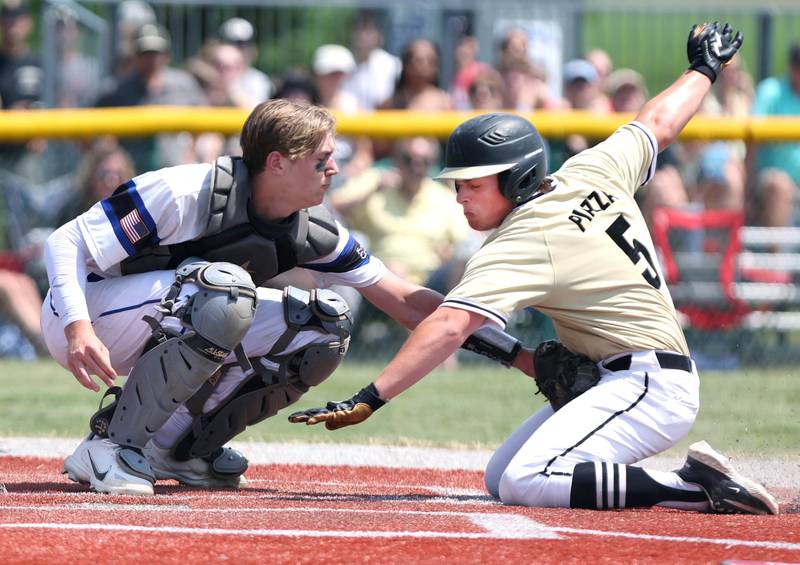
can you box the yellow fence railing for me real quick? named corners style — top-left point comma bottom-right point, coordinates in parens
top-left (2, 106), bottom-right (800, 142)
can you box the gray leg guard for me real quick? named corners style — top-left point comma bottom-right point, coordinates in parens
top-left (172, 286), bottom-right (352, 460)
top-left (107, 261), bottom-right (257, 449)
top-left (173, 339), bottom-right (348, 460)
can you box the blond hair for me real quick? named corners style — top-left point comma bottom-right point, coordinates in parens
top-left (240, 99), bottom-right (336, 175)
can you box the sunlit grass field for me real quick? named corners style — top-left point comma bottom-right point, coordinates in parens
top-left (0, 359), bottom-right (797, 458)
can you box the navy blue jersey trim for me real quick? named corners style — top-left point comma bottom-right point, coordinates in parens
top-left (98, 298), bottom-right (162, 318)
top-left (302, 234), bottom-right (370, 273)
top-left (126, 183), bottom-right (160, 244)
top-left (101, 179), bottom-right (159, 255)
top-left (102, 191), bottom-right (136, 256)
top-left (629, 122), bottom-right (657, 185)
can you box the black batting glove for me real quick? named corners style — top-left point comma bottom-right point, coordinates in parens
top-left (687, 21), bottom-right (744, 83)
top-left (288, 383), bottom-right (386, 430)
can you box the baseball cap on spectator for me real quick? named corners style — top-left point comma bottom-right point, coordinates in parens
top-left (219, 17), bottom-right (254, 45)
top-left (605, 68), bottom-right (648, 96)
top-left (312, 44), bottom-right (356, 75)
top-left (1, 0), bottom-right (28, 18)
top-left (563, 59), bottom-right (598, 84)
top-left (2, 64), bottom-right (43, 106)
top-left (135, 23), bottom-right (171, 54)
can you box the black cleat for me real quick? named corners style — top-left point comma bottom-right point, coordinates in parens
top-left (677, 441), bottom-right (779, 515)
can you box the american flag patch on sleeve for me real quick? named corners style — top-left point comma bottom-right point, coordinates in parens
top-left (119, 208), bottom-right (150, 244)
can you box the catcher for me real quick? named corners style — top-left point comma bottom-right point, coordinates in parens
top-left (291, 22), bottom-right (780, 515)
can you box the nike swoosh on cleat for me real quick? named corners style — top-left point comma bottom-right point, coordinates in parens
top-left (88, 452), bottom-right (109, 481)
top-left (727, 486), bottom-right (741, 494)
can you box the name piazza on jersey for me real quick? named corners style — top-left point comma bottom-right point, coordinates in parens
top-left (568, 190), bottom-right (617, 232)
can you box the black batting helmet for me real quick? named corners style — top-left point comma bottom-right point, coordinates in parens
top-left (434, 113), bottom-right (548, 204)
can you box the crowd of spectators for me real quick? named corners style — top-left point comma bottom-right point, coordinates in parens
top-left (0, 0), bottom-right (797, 359)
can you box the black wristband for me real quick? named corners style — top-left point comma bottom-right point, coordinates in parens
top-left (688, 63), bottom-right (716, 83)
top-left (353, 383), bottom-right (386, 411)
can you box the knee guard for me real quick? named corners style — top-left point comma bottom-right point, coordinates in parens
top-left (106, 261), bottom-right (257, 449)
top-left (171, 287), bottom-right (351, 460)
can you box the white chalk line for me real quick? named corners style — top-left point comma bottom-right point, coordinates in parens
top-left (0, 514), bottom-right (556, 541)
top-left (0, 505), bottom-right (798, 549)
top-left (0, 471), bottom-right (487, 498)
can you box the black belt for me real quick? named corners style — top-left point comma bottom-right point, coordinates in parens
top-left (603, 352), bottom-right (693, 373)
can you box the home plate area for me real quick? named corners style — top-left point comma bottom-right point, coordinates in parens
top-left (0, 450), bottom-right (798, 564)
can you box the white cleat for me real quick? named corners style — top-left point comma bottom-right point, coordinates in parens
top-left (62, 435), bottom-right (155, 496)
top-left (143, 443), bottom-right (248, 489)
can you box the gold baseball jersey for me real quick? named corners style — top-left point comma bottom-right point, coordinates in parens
top-left (443, 122), bottom-right (689, 361)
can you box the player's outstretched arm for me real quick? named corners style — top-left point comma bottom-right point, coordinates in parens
top-left (358, 269), bottom-right (443, 330)
top-left (289, 306), bottom-right (486, 430)
top-left (636, 22), bottom-right (743, 151)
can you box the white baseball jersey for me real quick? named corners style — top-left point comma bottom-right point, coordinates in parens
top-left (443, 122), bottom-right (688, 360)
top-left (75, 163), bottom-right (385, 287)
top-left (42, 162), bottom-right (386, 373)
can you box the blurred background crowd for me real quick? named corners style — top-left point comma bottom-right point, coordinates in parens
top-left (1, 0), bottom-right (799, 364)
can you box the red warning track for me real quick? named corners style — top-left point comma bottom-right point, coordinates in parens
top-left (1, 456), bottom-right (798, 564)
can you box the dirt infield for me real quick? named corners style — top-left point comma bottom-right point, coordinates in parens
top-left (1, 440), bottom-right (798, 564)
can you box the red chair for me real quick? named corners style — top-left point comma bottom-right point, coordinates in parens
top-left (651, 207), bottom-right (750, 330)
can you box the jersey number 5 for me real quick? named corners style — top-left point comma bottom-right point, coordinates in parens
top-left (606, 215), bottom-right (661, 289)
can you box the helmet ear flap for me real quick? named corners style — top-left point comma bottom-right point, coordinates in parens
top-left (502, 163), bottom-right (540, 203)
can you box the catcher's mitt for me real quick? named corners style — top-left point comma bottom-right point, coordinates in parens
top-left (532, 340), bottom-right (601, 411)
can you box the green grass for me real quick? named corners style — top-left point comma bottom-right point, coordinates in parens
top-left (1, 359), bottom-right (798, 457)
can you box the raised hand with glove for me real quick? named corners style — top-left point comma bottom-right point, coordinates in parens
top-left (687, 21), bottom-right (743, 83)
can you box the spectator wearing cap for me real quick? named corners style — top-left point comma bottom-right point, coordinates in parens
top-left (563, 58), bottom-right (611, 112)
top-left (218, 17), bottom-right (274, 104)
top-left (342, 12), bottom-right (401, 110)
top-left (95, 23), bottom-right (207, 170)
top-left (0, 0), bottom-right (41, 109)
top-left (312, 44), bottom-right (359, 113)
top-left (747, 44), bottom-right (800, 228)
top-left (606, 68), bottom-right (648, 113)
top-left (311, 44), bottom-right (372, 189)
top-left (557, 59), bottom-right (612, 161)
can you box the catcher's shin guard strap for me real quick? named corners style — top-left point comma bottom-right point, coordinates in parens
top-left (461, 325), bottom-right (521, 367)
top-left (173, 339), bottom-right (348, 460)
top-left (90, 386), bottom-right (123, 437)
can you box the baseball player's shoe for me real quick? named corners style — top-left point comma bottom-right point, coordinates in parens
top-left (143, 443), bottom-right (249, 489)
top-left (62, 435), bottom-right (155, 496)
top-left (676, 440), bottom-right (779, 515)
